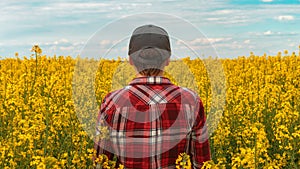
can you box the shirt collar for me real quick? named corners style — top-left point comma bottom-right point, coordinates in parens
top-left (129, 76), bottom-right (172, 85)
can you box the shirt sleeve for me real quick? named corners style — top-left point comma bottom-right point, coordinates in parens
top-left (190, 97), bottom-right (211, 169)
top-left (93, 94), bottom-right (115, 162)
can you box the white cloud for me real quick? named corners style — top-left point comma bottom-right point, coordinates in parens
top-left (130, 3), bottom-right (152, 7)
top-left (244, 40), bottom-right (251, 44)
top-left (38, 38), bottom-right (86, 56)
top-left (39, 2), bottom-right (151, 15)
top-left (274, 15), bottom-right (295, 21)
top-left (182, 37), bottom-right (232, 46)
top-left (263, 30), bottom-right (273, 35)
top-left (214, 9), bottom-right (238, 15)
top-left (203, 8), bottom-right (251, 25)
top-left (205, 14), bottom-right (249, 25)
top-left (289, 43), bottom-right (296, 47)
top-left (45, 38), bottom-right (70, 45)
top-left (207, 38), bottom-right (232, 44)
top-left (204, 5), bottom-right (300, 26)
top-left (56, 2), bottom-right (111, 9)
top-left (214, 43), bottom-right (243, 49)
top-left (99, 40), bottom-right (120, 47)
top-left (73, 41), bottom-right (85, 46)
top-left (0, 40), bottom-right (39, 46)
top-left (175, 37), bottom-right (233, 55)
top-left (255, 30), bottom-right (298, 36)
top-left (189, 38), bottom-right (210, 45)
top-left (99, 40), bottom-right (111, 46)
top-left (57, 20), bottom-right (89, 25)
top-left (249, 45), bottom-right (255, 49)
top-left (1, 0), bottom-right (300, 58)
top-left (59, 46), bottom-right (74, 51)
top-left (206, 18), bottom-right (220, 21)
top-left (59, 38), bottom-right (69, 44)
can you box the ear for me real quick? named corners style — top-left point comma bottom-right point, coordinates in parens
top-left (165, 58), bottom-right (170, 66)
top-left (129, 56), bottom-right (133, 65)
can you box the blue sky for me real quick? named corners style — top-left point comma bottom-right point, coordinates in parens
top-left (0, 0), bottom-right (300, 59)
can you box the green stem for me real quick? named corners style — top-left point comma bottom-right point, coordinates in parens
top-left (254, 134), bottom-right (257, 169)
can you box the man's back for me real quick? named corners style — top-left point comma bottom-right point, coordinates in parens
top-left (95, 76), bottom-right (210, 168)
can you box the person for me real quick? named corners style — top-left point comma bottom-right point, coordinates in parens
top-left (94, 24), bottom-right (211, 169)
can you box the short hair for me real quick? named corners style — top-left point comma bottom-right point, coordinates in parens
top-left (139, 68), bottom-right (163, 76)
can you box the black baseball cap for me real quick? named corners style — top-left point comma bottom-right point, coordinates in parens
top-left (128, 24), bottom-right (171, 71)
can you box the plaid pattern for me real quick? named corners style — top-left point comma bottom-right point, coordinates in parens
top-left (94, 76), bottom-right (210, 169)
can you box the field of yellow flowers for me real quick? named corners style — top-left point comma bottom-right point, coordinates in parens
top-left (0, 46), bottom-right (300, 168)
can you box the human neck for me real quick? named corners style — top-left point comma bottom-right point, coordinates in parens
top-left (136, 72), bottom-right (164, 77)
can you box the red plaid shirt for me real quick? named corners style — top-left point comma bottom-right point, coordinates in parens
top-left (94, 76), bottom-right (210, 169)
